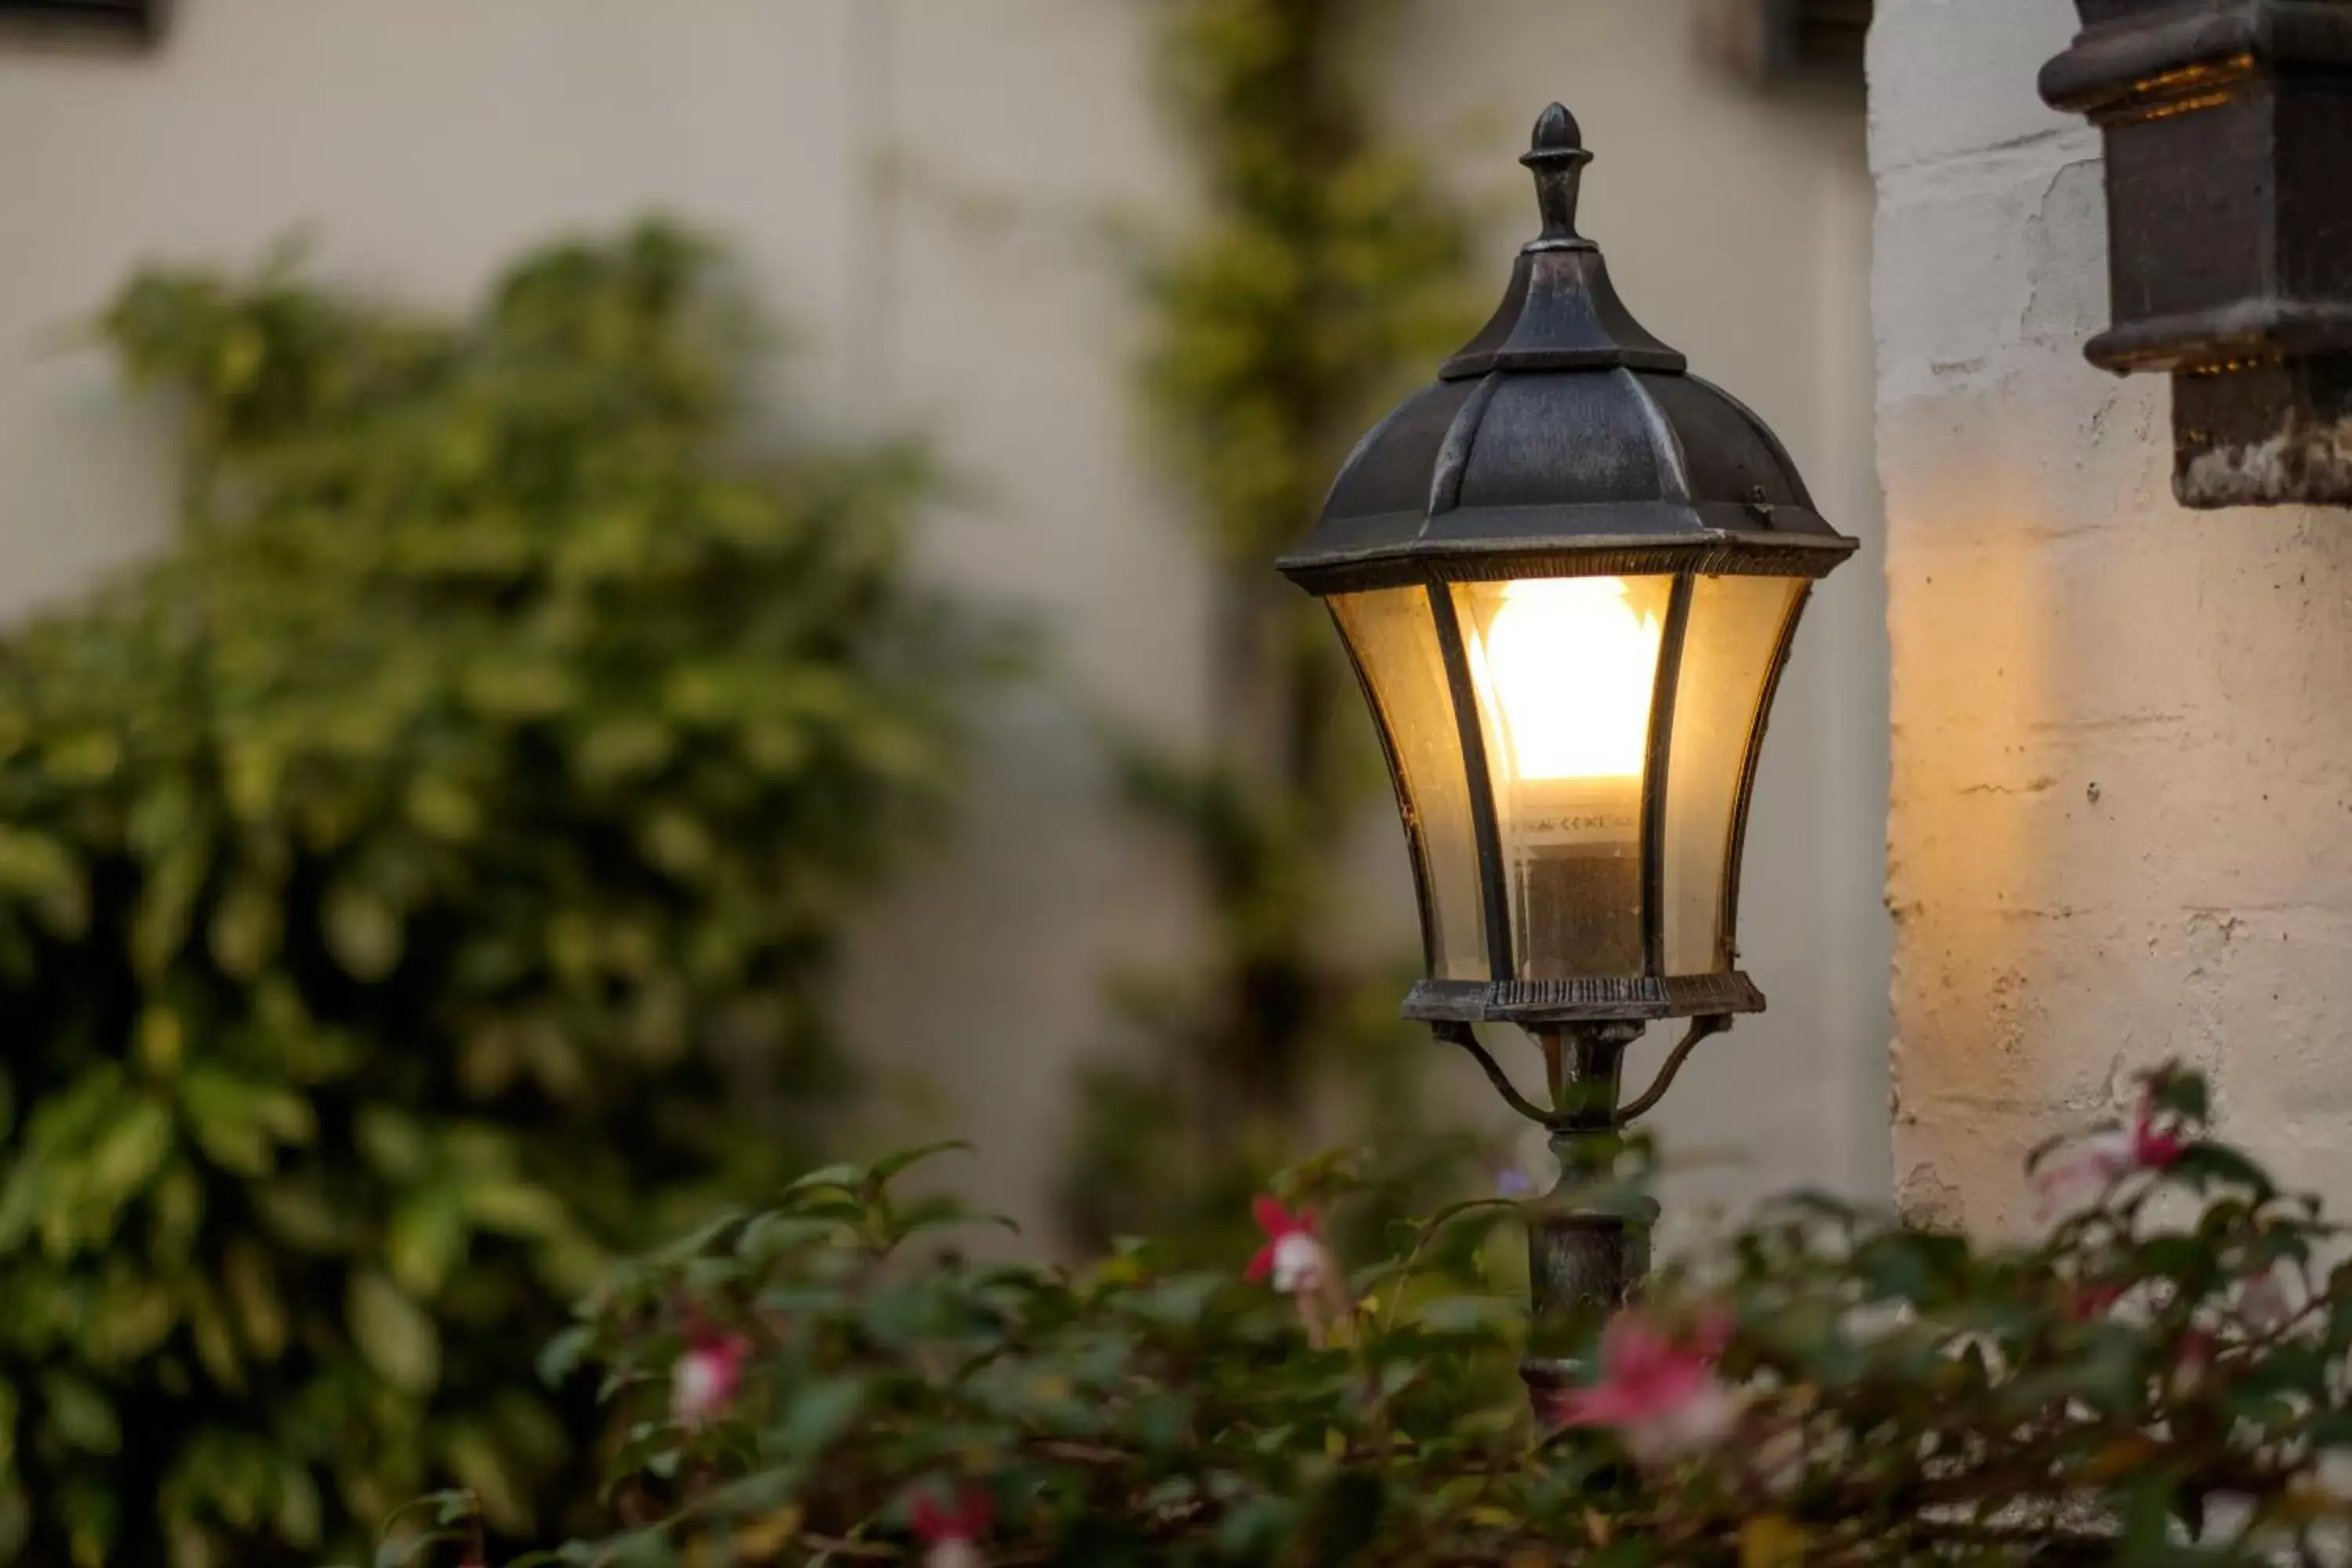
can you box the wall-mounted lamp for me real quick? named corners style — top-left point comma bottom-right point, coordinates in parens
top-left (1279, 104), bottom-right (1857, 1398)
top-left (2042, 0), bottom-right (2352, 510)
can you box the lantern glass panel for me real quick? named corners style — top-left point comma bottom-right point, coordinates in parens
top-left (1330, 588), bottom-right (1490, 982)
top-left (1452, 575), bottom-right (1673, 982)
top-left (1661, 575), bottom-right (1806, 976)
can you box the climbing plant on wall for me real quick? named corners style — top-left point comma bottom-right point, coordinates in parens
top-left (1058, 0), bottom-right (1484, 1253)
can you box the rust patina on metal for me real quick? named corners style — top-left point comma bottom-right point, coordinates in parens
top-left (2042, 0), bottom-right (2352, 509)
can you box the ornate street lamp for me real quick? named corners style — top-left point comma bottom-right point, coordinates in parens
top-left (1279, 104), bottom-right (1857, 1392)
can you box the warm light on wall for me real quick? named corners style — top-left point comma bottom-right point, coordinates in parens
top-left (1470, 577), bottom-right (1662, 783)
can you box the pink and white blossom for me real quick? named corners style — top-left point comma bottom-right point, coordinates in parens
top-left (1247, 1196), bottom-right (1331, 1295)
top-left (912, 1485), bottom-right (993, 1568)
top-left (670, 1329), bottom-right (752, 1428)
top-left (2033, 1097), bottom-right (2184, 1216)
top-left (1544, 1309), bottom-right (1740, 1468)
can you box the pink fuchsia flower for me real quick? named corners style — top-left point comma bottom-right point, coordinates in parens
top-left (1544, 1309), bottom-right (1740, 1468)
top-left (1247, 1196), bottom-right (1331, 1295)
top-left (2033, 1097), bottom-right (2185, 1217)
top-left (911, 1485), bottom-right (993, 1568)
top-left (670, 1328), bottom-right (752, 1428)
top-left (2132, 1100), bottom-right (2187, 1168)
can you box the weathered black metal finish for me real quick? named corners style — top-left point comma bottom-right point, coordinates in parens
top-left (1526, 1202), bottom-right (1653, 1319)
top-left (1518, 1021), bottom-right (1657, 1396)
top-left (1700, 0), bottom-right (1875, 85)
top-left (1333, 630), bottom-right (1440, 978)
top-left (1639, 575), bottom-right (1696, 976)
top-left (0, 0), bottom-right (162, 38)
top-left (1404, 972), bottom-right (1763, 1026)
top-left (1287, 104), bottom-right (1854, 1034)
top-left (1722, 584), bottom-right (1813, 970)
top-left (1439, 1014), bottom-right (1727, 1146)
top-left (1522, 1194), bottom-right (1657, 1370)
top-left (1428, 583), bottom-right (1516, 982)
top-left (2042, 0), bottom-right (2352, 508)
top-left (1773, 0), bottom-right (1874, 78)
top-left (1279, 106), bottom-right (1857, 597)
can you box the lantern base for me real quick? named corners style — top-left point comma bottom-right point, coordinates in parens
top-left (1406, 971), bottom-right (1762, 1027)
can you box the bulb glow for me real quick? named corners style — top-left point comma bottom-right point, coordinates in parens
top-left (1472, 577), bottom-right (1662, 782)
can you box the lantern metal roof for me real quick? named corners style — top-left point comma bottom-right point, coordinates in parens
top-left (1279, 103), bottom-right (1858, 596)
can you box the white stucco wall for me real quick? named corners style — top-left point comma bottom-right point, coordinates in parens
top-left (1872, 0), bottom-right (2352, 1229)
top-left (0, 0), bottom-right (1889, 1240)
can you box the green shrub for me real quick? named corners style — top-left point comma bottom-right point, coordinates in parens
top-left (0, 223), bottom-right (979, 1566)
top-left (411, 1066), bottom-right (2352, 1566)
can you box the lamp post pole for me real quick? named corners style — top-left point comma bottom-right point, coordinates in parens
top-left (1443, 1014), bottom-right (1721, 1395)
top-left (1523, 1023), bottom-right (1650, 1396)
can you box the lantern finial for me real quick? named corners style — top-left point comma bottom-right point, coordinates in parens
top-left (1522, 103), bottom-right (1594, 250)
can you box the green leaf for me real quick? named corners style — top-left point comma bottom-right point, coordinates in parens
top-left (131, 833), bottom-right (212, 979)
top-left (868, 1139), bottom-right (973, 1187)
top-left (2150, 1068), bottom-right (2210, 1122)
top-left (185, 1273), bottom-right (245, 1392)
top-left (347, 1273), bottom-right (441, 1394)
top-left (323, 880), bottom-right (404, 982)
top-left (0, 827), bottom-right (89, 938)
top-left (2171, 1141), bottom-right (2277, 1200)
top-left (784, 1163), bottom-right (864, 1196)
top-left (179, 1069), bottom-right (309, 1177)
top-left (387, 1189), bottom-right (468, 1296)
top-left (207, 876), bottom-right (283, 979)
top-left (775, 1376), bottom-right (865, 1458)
top-left (537, 1326), bottom-right (596, 1388)
top-left (223, 1240), bottom-right (289, 1361)
top-left (274, 1465), bottom-right (322, 1548)
top-left (735, 1214), bottom-right (851, 1261)
top-left (1218, 1497), bottom-right (1301, 1560)
top-left (84, 1095), bottom-right (175, 1215)
top-left (252, 1178), bottom-right (344, 1251)
top-left (463, 1179), bottom-right (568, 1239)
top-left (41, 1376), bottom-right (118, 1456)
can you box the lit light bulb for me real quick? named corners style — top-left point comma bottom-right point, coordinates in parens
top-left (1474, 577), bottom-right (1662, 782)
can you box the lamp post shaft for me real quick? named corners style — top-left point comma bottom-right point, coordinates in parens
top-left (1520, 1021), bottom-right (1657, 1405)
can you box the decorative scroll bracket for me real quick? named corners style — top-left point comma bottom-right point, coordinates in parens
top-left (1436, 1014), bottom-right (1730, 1134)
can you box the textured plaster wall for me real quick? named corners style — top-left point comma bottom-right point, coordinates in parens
top-left (1873, 0), bottom-right (2352, 1230)
top-left (0, 0), bottom-right (1889, 1241)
